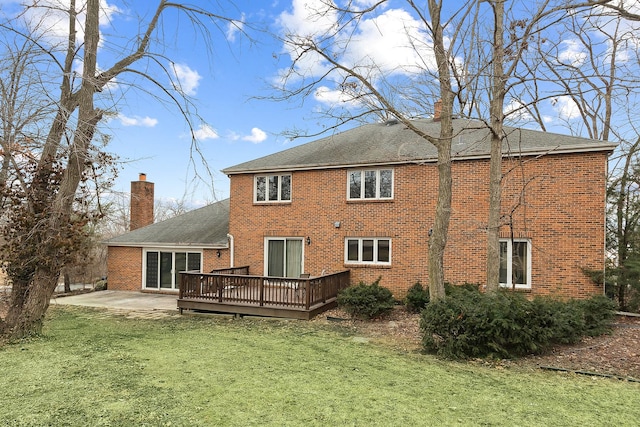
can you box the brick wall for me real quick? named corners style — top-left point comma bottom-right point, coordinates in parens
top-left (228, 151), bottom-right (608, 299)
top-left (130, 175), bottom-right (154, 231)
top-left (107, 246), bottom-right (143, 290)
top-left (107, 246), bottom-right (230, 291)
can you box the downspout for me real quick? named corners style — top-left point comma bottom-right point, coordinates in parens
top-left (227, 233), bottom-right (234, 268)
top-left (603, 155), bottom-right (609, 296)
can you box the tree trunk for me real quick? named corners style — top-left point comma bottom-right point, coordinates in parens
top-left (428, 141), bottom-right (452, 301)
top-left (2, 267), bottom-right (59, 339)
top-left (64, 271), bottom-right (71, 293)
top-left (486, 0), bottom-right (506, 293)
top-left (0, 0), bottom-right (101, 342)
top-left (426, 0), bottom-right (454, 301)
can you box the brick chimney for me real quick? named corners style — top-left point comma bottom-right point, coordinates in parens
top-left (130, 173), bottom-right (154, 231)
top-left (433, 99), bottom-right (442, 122)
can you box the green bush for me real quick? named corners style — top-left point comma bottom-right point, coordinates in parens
top-left (337, 278), bottom-right (395, 320)
top-left (445, 282), bottom-right (480, 295)
top-left (420, 289), bottom-right (616, 360)
top-left (577, 294), bottom-right (617, 336)
top-left (405, 282), bottom-right (430, 313)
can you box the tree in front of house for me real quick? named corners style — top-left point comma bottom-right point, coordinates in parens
top-left (272, 0), bottom-right (610, 298)
top-left (0, 0), bottom-right (243, 342)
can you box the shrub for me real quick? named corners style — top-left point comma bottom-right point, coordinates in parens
top-left (445, 282), bottom-right (480, 295)
top-left (405, 282), bottom-right (430, 313)
top-left (337, 278), bottom-right (395, 320)
top-left (420, 290), bottom-right (616, 360)
top-left (94, 280), bottom-right (107, 291)
top-left (577, 294), bottom-right (617, 336)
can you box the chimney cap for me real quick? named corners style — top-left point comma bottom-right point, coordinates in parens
top-left (139, 173), bottom-right (146, 181)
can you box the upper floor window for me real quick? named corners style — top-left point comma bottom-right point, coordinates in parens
top-left (345, 237), bottom-right (391, 265)
top-left (348, 169), bottom-right (393, 200)
top-left (499, 239), bottom-right (531, 289)
top-left (255, 174), bottom-right (291, 203)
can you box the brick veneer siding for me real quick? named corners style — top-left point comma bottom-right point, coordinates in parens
top-left (107, 246), bottom-right (230, 291)
top-left (107, 246), bottom-right (143, 291)
top-left (228, 151), bottom-right (608, 299)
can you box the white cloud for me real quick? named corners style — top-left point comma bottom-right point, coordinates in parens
top-left (558, 39), bottom-right (587, 66)
top-left (193, 124), bottom-right (219, 141)
top-left (118, 114), bottom-right (158, 127)
top-left (241, 127), bottom-right (267, 143)
top-left (23, 0), bottom-right (121, 47)
top-left (314, 85), bottom-right (362, 108)
top-left (226, 14), bottom-right (245, 41)
top-left (504, 99), bottom-right (533, 122)
top-left (276, 3), bottom-right (436, 106)
top-left (278, 0), bottom-right (338, 39)
top-left (352, 0), bottom-right (383, 7)
top-left (551, 96), bottom-right (581, 120)
top-left (341, 9), bottom-right (435, 76)
top-left (171, 63), bottom-right (202, 96)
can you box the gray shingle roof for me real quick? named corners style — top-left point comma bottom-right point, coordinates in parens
top-left (222, 118), bottom-right (616, 174)
top-left (106, 198), bottom-right (229, 248)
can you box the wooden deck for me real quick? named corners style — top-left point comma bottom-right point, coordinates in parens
top-left (177, 267), bottom-right (350, 320)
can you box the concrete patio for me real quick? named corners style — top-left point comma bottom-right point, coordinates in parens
top-left (51, 290), bottom-right (178, 312)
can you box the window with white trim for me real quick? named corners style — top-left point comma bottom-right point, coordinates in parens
top-left (255, 174), bottom-right (291, 203)
top-left (345, 238), bottom-right (391, 265)
top-left (347, 169), bottom-right (393, 200)
top-left (144, 250), bottom-right (202, 290)
top-left (499, 239), bottom-right (531, 289)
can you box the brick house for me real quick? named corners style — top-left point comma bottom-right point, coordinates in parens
top-left (106, 174), bottom-right (231, 292)
top-left (107, 118), bottom-right (615, 299)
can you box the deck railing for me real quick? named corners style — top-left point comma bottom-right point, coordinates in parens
top-left (179, 267), bottom-right (350, 310)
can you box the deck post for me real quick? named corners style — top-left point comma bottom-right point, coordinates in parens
top-left (305, 279), bottom-right (311, 310)
top-left (212, 275), bottom-right (218, 302)
top-left (259, 278), bottom-right (265, 306)
top-left (179, 273), bottom-right (184, 299)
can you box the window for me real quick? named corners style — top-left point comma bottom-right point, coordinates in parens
top-left (144, 250), bottom-right (202, 290)
top-left (499, 239), bottom-right (531, 289)
top-left (348, 169), bottom-right (393, 200)
top-left (265, 238), bottom-right (303, 278)
top-left (255, 174), bottom-right (291, 202)
top-left (345, 238), bottom-right (391, 265)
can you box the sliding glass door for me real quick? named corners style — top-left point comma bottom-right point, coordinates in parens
top-left (145, 250), bottom-right (202, 290)
top-left (266, 238), bottom-right (303, 278)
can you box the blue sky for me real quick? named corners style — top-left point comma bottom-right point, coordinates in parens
top-left (3, 0), bottom-right (637, 206)
top-left (103, 1), bottom-right (318, 204)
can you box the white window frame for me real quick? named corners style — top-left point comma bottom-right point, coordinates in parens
top-left (344, 237), bottom-right (392, 266)
top-left (254, 174), bottom-right (292, 203)
top-left (142, 248), bottom-right (203, 291)
top-left (347, 168), bottom-right (394, 201)
top-left (499, 239), bottom-right (532, 289)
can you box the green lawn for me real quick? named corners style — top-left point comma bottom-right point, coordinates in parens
top-left (0, 307), bottom-right (638, 426)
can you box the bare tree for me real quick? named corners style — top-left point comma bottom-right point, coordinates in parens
top-left (0, 0), bottom-right (242, 341)
top-left (0, 35), bottom-right (52, 212)
top-left (273, 0), bottom-right (506, 301)
top-left (516, 2), bottom-right (640, 305)
top-left (273, 0), bottom-right (613, 297)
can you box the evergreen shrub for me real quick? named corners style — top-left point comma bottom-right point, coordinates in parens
top-left (337, 277), bottom-right (394, 319)
top-left (405, 282), bottom-right (430, 313)
top-left (420, 288), bottom-right (616, 360)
